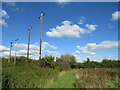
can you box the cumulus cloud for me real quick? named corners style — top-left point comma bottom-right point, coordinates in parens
top-left (0, 42), bottom-right (58, 58)
top-left (0, 19), bottom-right (7, 26)
top-left (46, 20), bottom-right (97, 38)
top-left (2, 10), bottom-right (10, 18)
top-left (77, 41), bottom-right (119, 51)
top-left (42, 42), bottom-right (57, 49)
top-left (75, 51), bottom-right (80, 54)
top-left (87, 41), bottom-right (120, 50)
top-left (14, 42), bottom-right (57, 50)
top-left (43, 49), bottom-right (59, 55)
top-left (82, 50), bottom-right (96, 55)
top-left (0, 45), bottom-right (10, 52)
top-left (112, 11), bottom-right (120, 20)
top-left (76, 41), bottom-right (119, 55)
top-left (0, 10), bottom-right (9, 26)
top-left (14, 43), bottom-right (39, 50)
top-left (0, 51), bottom-right (15, 58)
top-left (85, 24), bottom-right (97, 33)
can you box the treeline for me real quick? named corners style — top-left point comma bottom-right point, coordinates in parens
top-left (2, 54), bottom-right (119, 70)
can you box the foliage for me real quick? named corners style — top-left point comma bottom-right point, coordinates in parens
top-left (86, 57), bottom-right (90, 63)
top-left (60, 54), bottom-right (76, 65)
top-left (75, 68), bottom-right (119, 88)
top-left (55, 61), bottom-right (71, 71)
top-left (2, 65), bottom-right (59, 88)
top-left (41, 55), bottom-right (55, 68)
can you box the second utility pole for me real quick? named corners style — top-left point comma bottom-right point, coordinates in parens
top-left (14, 38), bottom-right (19, 66)
top-left (26, 26), bottom-right (32, 65)
top-left (39, 12), bottom-right (45, 66)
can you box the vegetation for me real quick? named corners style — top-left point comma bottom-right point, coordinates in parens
top-left (75, 68), bottom-right (119, 88)
top-left (49, 69), bottom-right (76, 88)
top-left (2, 54), bottom-right (119, 88)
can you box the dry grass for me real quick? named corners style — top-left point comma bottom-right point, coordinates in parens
top-left (75, 68), bottom-right (119, 88)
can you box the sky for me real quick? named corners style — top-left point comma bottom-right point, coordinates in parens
top-left (0, 1), bottom-right (120, 62)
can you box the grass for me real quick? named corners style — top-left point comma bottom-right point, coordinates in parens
top-left (75, 68), bottom-right (119, 88)
top-left (2, 65), bottom-right (59, 88)
top-left (49, 69), bottom-right (76, 88)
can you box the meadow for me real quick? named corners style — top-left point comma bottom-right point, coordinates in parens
top-left (75, 68), bottom-right (119, 88)
top-left (1, 55), bottom-right (119, 88)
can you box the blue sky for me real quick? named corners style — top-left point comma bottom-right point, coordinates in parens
top-left (1, 2), bottom-right (119, 62)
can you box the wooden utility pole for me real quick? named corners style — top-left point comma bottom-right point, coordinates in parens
top-left (8, 41), bottom-right (13, 63)
top-left (26, 26), bottom-right (32, 65)
top-left (14, 38), bottom-right (19, 66)
top-left (38, 12), bottom-right (45, 66)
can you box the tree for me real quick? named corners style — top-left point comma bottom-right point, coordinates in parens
top-left (60, 54), bottom-right (76, 65)
top-left (41, 55), bottom-right (55, 68)
top-left (86, 58), bottom-right (90, 63)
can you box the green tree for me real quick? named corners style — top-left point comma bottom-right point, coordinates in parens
top-left (60, 54), bottom-right (76, 65)
top-left (41, 55), bottom-right (55, 68)
top-left (86, 58), bottom-right (90, 63)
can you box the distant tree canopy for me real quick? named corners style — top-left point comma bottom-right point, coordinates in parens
top-left (60, 54), bottom-right (76, 64)
top-left (2, 55), bottom-right (119, 69)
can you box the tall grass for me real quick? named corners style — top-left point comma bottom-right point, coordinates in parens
top-left (75, 68), bottom-right (119, 88)
top-left (2, 65), bottom-right (59, 88)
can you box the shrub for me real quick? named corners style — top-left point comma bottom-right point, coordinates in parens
top-left (55, 61), bottom-right (71, 71)
top-left (2, 65), bottom-right (59, 88)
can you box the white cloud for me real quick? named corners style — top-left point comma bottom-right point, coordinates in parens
top-left (46, 20), bottom-right (97, 38)
top-left (2, 10), bottom-right (10, 18)
top-left (0, 51), bottom-right (15, 58)
top-left (76, 41), bottom-right (119, 55)
top-left (43, 49), bottom-right (59, 55)
top-left (112, 11), bottom-right (120, 20)
top-left (14, 42), bottom-right (58, 55)
top-left (14, 43), bottom-right (39, 50)
top-left (78, 17), bottom-right (86, 25)
top-left (88, 41), bottom-right (120, 50)
top-left (42, 42), bottom-right (57, 49)
top-left (0, 10), bottom-right (9, 26)
top-left (82, 50), bottom-right (96, 55)
top-left (76, 45), bottom-right (87, 51)
top-left (77, 41), bottom-right (119, 51)
top-left (14, 42), bottom-right (57, 50)
top-left (17, 50), bottom-right (39, 55)
top-left (0, 42), bottom-right (59, 58)
top-left (0, 45), bottom-right (10, 52)
top-left (0, 19), bottom-right (7, 26)
top-left (75, 51), bottom-right (80, 54)
top-left (85, 24), bottom-right (97, 33)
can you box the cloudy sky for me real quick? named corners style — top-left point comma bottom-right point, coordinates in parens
top-left (0, 2), bottom-right (119, 62)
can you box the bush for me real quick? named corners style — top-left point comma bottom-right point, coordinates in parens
top-left (41, 55), bottom-right (55, 68)
top-left (60, 54), bottom-right (76, 65)
top-left (2, 65), bottom-right (59, 88)
top-left (55, 61), bottom-right (71, 71)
